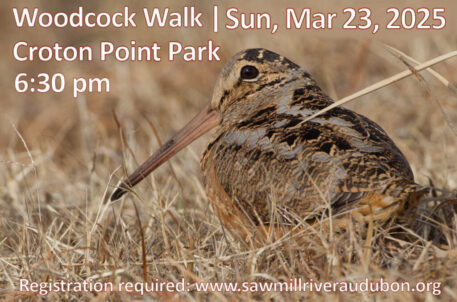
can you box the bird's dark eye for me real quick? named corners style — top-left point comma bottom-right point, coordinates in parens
top-left (240, 65), bottom-right (259, 81)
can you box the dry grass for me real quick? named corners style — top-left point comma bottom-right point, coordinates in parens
top-left (1, 1), bottom-right (457, 300)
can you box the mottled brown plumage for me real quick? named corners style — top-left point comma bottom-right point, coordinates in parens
top-left (112, 48), bottom-right (421, 241)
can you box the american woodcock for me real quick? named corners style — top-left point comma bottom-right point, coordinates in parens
top-left (111, 48), bottom-right (421, 240)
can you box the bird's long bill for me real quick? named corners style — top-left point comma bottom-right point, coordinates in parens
top-left (111, 103), bottom-right (219, 201)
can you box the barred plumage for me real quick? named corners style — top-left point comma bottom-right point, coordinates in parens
top-left (112, 48), bottom-right (422, 242)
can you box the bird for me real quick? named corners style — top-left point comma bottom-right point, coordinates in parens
top-left (111, 48), bottom-right (423, 242)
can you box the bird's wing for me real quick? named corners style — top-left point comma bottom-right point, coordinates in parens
top-left (208, 100), bottom-right (414, 222)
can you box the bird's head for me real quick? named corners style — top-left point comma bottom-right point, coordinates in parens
top-left (110, 48), bottom-right (314, 200)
